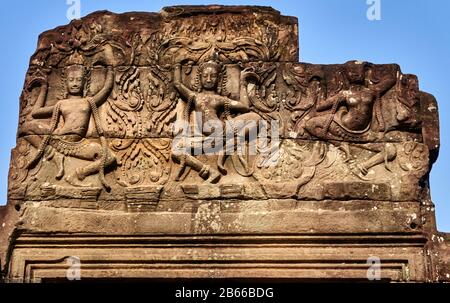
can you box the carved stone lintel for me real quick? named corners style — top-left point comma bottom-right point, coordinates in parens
top-left (1, 5), bottom-right (447, 283)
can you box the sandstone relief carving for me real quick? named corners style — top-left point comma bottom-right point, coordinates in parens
top-left (8, 8), bottom-right (431, 203)
top-left (18, 46), bottom-right (116, 191)
top-left (2, 5), bottom-right (448, 283)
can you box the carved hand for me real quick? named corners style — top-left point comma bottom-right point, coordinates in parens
top-left (27, 71), bottom-right (48, 90)
top-left (94, 44), bottom-right (115, 66)
top-left (240, 67), bottom-right (260, 84)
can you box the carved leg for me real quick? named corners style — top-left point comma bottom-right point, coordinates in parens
top-left (173, 152), bottom-right (221, 184)
top-left (23, 135), bottom-right (66, 178)
top-left (348, 144), bottom-right (397, 180)
top-left (358, 143), bottom-right (397, 174)
top-left (55, 155), bottom-right (65, 180)
top-left (219, 113), bottom-right (261, 176)
top-left (64, 142), bottom-right (116, 187)
top-left (19, 120), bottom-right (51, 138)
top-left (75, 150), bottom-right (115, 180)
top-left (304, 114), bottom-right (332, 139)
top-left (24, 135), bottom-right (41, 149)
top-left (337, 142), bottom-right (352, 162)
top-left (217, 151), bottom-right (228, 175)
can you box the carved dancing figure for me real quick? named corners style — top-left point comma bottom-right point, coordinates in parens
top-left (172, 57), bottom-right (262, 183)
top-left (19, 46), bottom-right (116, 189)
top-left (304, 61), bottom-right (397, 178)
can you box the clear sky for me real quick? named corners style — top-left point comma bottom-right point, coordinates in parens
top-left (0, 0), bottom-right (449, 231)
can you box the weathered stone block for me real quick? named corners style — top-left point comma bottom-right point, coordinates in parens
top-left (1, 5), bottom-right (448, 283)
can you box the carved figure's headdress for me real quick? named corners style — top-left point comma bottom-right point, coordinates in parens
top-left (61, 51), bottom-right (91, 98)
top-left (198, 52), bottom-right (222, 72)
top-left (194, 52), bottom-right (227, 94)
top-left (66, 51), bottom-right (85, 67)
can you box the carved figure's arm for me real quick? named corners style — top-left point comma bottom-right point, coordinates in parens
top-left (173, 64), bottom-right (196, 102)
top-left (316, 91), bottom-right (346, 112)
top-left (92, 66), bottom-right (114, 107)
top-left (31, 82), bottom-right (53, 118)
top-left (92, 45), bottom-right (115, 107)
top-left (371, 73), bottom-right (397, 98)
top-left (228, 68), bottom-right (260, 113)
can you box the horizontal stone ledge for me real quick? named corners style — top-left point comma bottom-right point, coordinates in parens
top-left (7, 244), bottom-right (422, 281)
top-left (13, 198), bottom-right (424, 205)
top-left (14, 233), bottom-right (427, 245)
top-left (13, 201), bottom-right (422, 235)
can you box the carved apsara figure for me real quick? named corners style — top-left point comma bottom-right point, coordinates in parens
top-left (19, 46), bottom-right (116, 189)
top-left (303, 61), bottom-right (398, 178)
top-left (172, 57), bottom-right (262, 183)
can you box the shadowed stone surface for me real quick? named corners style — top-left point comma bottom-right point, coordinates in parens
top-left (0, 5), bottom-right (448, 282)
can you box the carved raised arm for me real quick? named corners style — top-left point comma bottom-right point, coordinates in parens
top-left (173, 64), bottom-right (196, 102)
top-left (232, 67), bottom-right (260, 113)
top-left (30, 78), bottom-right (53, 119)
top-left (371, 73), bottom-right (397, 98)
top-left (92, 66), bottom-right (114, 107)
top-left (92, 44), bottom-right (115, 107)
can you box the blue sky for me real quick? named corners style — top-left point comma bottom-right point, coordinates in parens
top-left (0, 0), bottom-right (449, 231)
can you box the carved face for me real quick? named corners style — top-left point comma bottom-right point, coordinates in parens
top-left (66, 66), bottom-right (85, 96)
top-left (346, 63), bottom-right (365, 83)
top-left (201, 66), bottom-right (219, 90)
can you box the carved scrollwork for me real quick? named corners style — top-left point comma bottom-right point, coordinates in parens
top-left (255, 140), bottom-right (327, 184)
top-left (398, 141), bottom-right (429, 177)
top-left (8, 8), bottom-right (434, 204)
top-left (144, 67), bottom-right (178, 135)
top-left (111, 138), bottom-right (171, 186)
top-left (155, 11), bottom-right (287, 65)
top-left (241, 63), bottom-right (280, 129)
top-left (31, 20), bottom-right (129, 68)
top-left (105, 66), bottom-right (144, 138)
top-left (281, 64), bottom-right (327, 135)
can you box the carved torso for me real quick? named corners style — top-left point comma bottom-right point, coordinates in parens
top-left (53, 98), bottom-right (91, 137)
top-left (194, 93), bottom-right (223, 120)
top-left (193, 93), bottom-right (231, 136)
top-left (338, 87), bottom-right (375, 131)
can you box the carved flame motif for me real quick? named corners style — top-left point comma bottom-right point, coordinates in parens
top-left (111, 139), bottom-right (171, 186)
top-left (105, 66), bottom-right (144, 138)
top-left (158, 36), bottom-right (272, 65)
top-left (246, 64), bottom-right (279, 123)
top-left (144, 68), bottom-right (178, 134)
top-left (282, 64), bottom-right (327, 134)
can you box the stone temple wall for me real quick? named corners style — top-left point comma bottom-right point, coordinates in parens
top-left (0, 5), bottom-right (448, 282)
